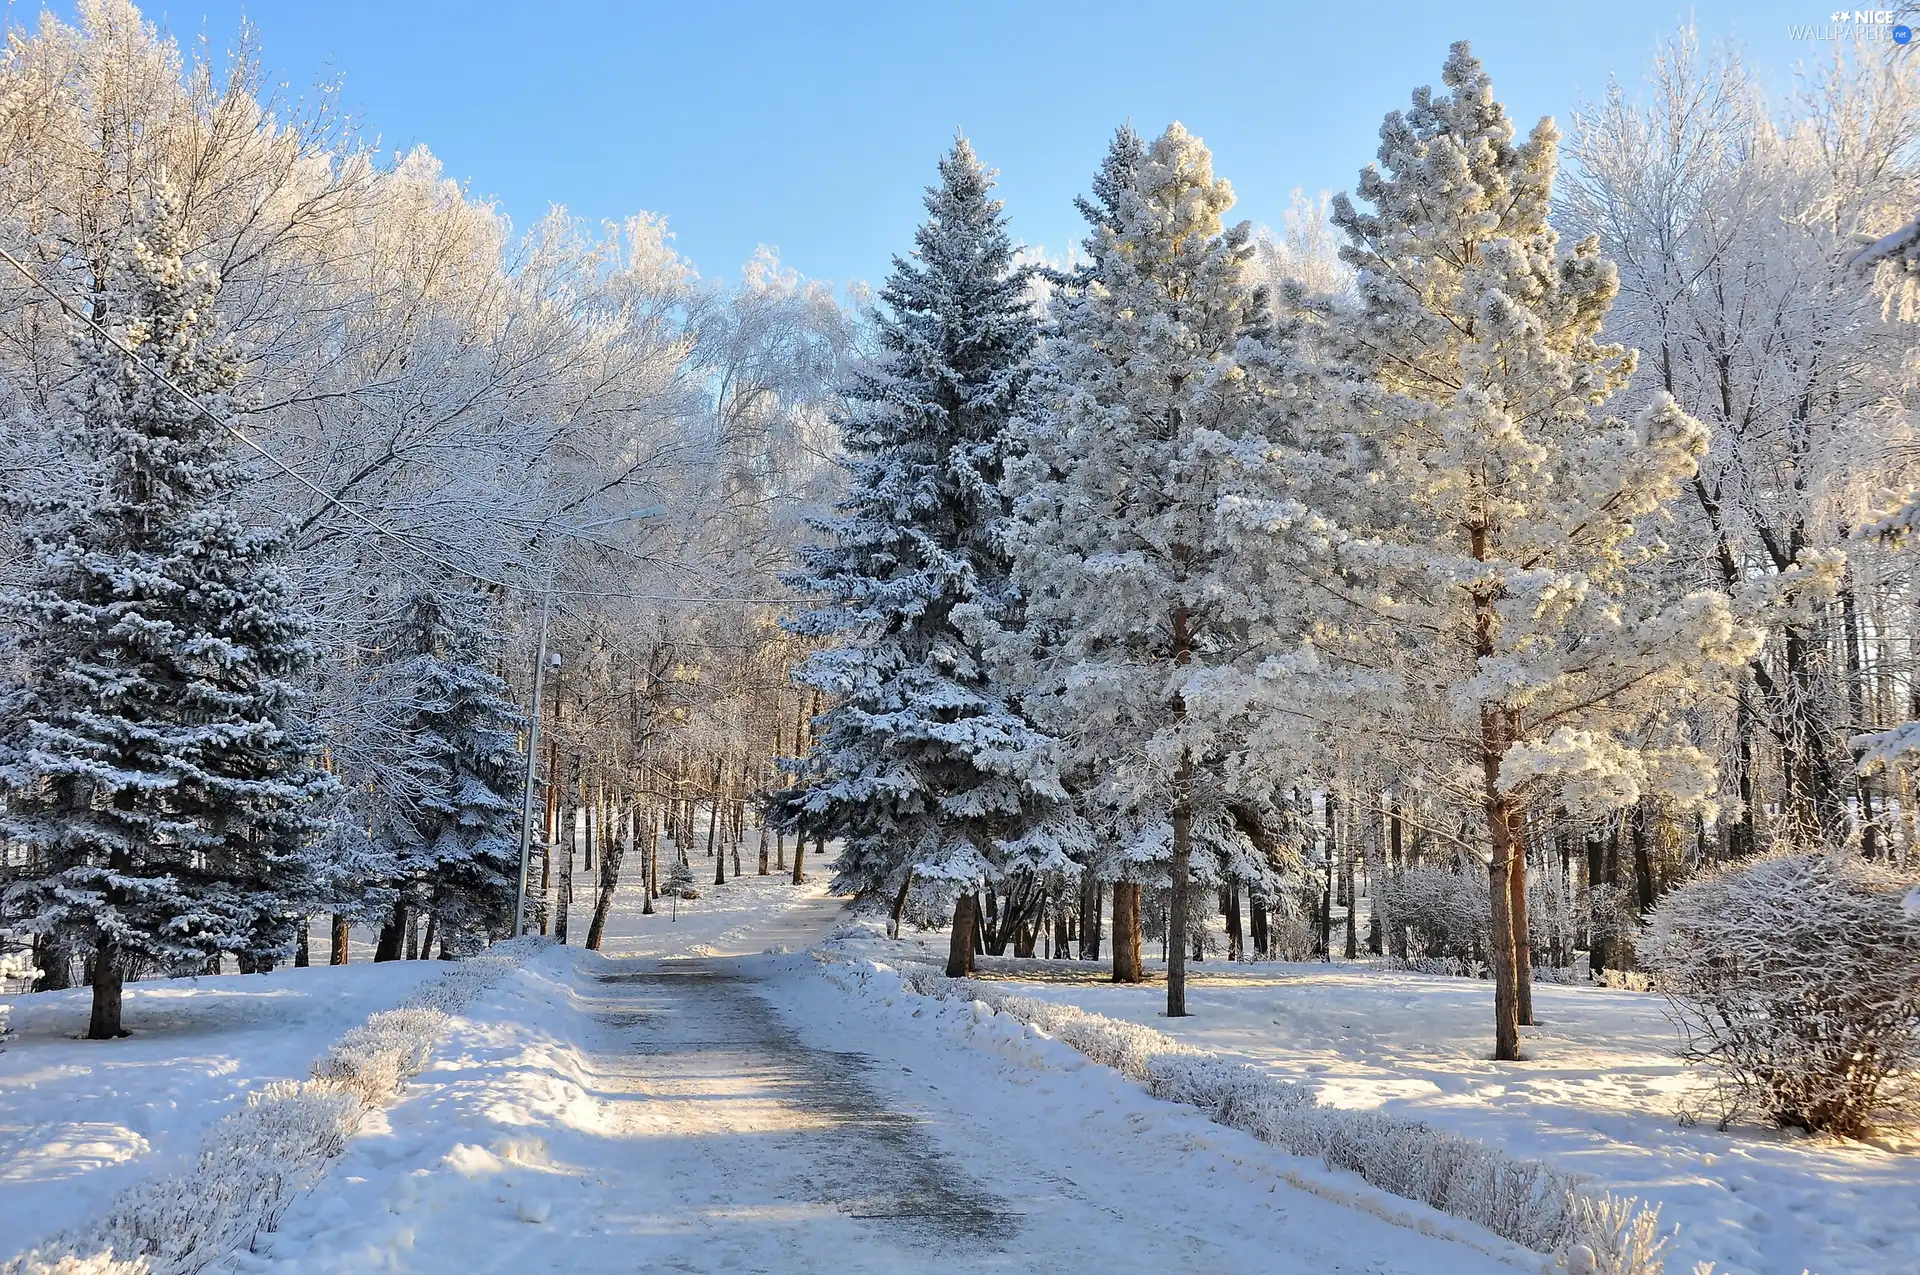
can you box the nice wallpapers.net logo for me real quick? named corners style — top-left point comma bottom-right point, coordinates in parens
top-left (1789, 9), bottom-right (1914, 41)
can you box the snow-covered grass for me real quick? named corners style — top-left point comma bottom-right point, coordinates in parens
top-left (832, 948), bottom-right (1665, 1274)
top-left (844, 924), bottom-right (1919, 1275)
top-left (1, 943), bottom-right (534, 1275)
top-left (0, 960), bottom-right (443, 1248)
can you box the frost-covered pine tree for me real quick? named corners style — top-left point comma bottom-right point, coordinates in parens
top-left (375, 587), bottom-right (525, 957)
top-left (1258, 45), bottom-right (1761, 1059)
top-left (778, 137), bottom-right (1078, 976)
top-left (1006, 123), bottom-right (1282, 1016)
top-left (0, 195), bottom-right (331, 1036)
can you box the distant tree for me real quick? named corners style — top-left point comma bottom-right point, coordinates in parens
top-left (375, 587), bottom-right (525, 957)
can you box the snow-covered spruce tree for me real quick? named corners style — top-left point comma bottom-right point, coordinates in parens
top-left (1256, 44), bottom-right (1760, 1060)
top-left (777, 137), bottom-right (1079, 977)
top-left (0, 196), bottom-right (332, 1036)
top-left (373, 587), bottom-right (525, 957)
top-left (1005, 123), bottom-right (1286, 1016)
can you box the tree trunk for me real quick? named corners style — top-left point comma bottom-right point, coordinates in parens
top-left (1342, 851), bottom-right (1358, 960)
top-left (889, 870), bottom-right (913, 938)
top-left (294, 919), bottom-right (311, 968)
top-left (375, 904), bottom-right (407, 962)
top-left (1319, 792), bottom-right (1335, 958)
top-left (586, 803), bottom-right (629, 951)
top-left (757, 821), bottom-right (770, 875)
top-left (648, 808), bottom-right (661, 906)
top-left (1111, 882), bottom-right (1143, 983)
top-left (1079, 877), bottom-right (1102, 961)
top-left (30, 934), bottom-right (72, 991)
top-left (87, 938), bottom-right (125, 1039)
top-left (1509, 805), bottom-right (1534, 1026)
top-left (1168, 754), bottom-right (1194, 1017)
top-left (792, 835), bottom-right (811, 885)
top-left (1730, 680), bottom-right (1759, 857)
top-left (419, 914), bottom-right (437, 961)
top-left (1586, 826), bottom-right (1608, 977)
top-left (556, 796), bottom-right (577, 944)
top-left (1630, 801), bottom-right (1656, 914)
top-left (330, 914), bottom-right (351, 966)
top-left (945, 892), bottom-right (977, 977)
top-left (1481, 756), bottom-right (1523, 1062)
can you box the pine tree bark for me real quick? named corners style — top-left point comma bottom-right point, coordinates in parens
top-left (1079, 877), bottom-right (1102, 961)
top-left (1166, 602), bottom-right (1193, 1018)
top-left (1481, 730), bottom-right (1523, 1061)
top-left (1168, 780), bottom-right (1192, 1018)
top-left (330, 914), bottom-right (350, 965)
top-left (375, 904), bottom-right (406, 962)
top-left (945, 892), bottom-right (977, 977)
top-left (1110, 882), bottom-right (1143, 983)
top-left (87, 938), bottom-right (124, 1039)
top-left (1509, 804), bottom-right (1535, 1026)
top-left (32, 935), bottom-right (72, 991)
top-left (294, 919), bottom-right (310, 968)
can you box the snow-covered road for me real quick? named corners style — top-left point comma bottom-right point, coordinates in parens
top-left (244, 877), bottom-right (1523, 1274)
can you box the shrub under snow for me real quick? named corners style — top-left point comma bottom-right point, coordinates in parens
top-left (1643, 849), bottom-right (1920, 1137)
top-left (3, 940), bottom-right (538, 1275)
top-left (884, 959), bottom-right (1673, 1274)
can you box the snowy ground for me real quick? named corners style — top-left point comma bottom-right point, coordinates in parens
top-left (0, 959), bottom-right (440, 1252)
top-left (237, 864), bottom-right (1525, 1275)
top-left (17, 850), bottom-right (1904, 1275)
top-left (853, 928), bottom-right (1918, 1275)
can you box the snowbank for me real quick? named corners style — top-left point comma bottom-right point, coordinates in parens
top-left (2, 941), bottom-right (538, 1275)
top-left (824, 948), bottom-right (1675, 1275)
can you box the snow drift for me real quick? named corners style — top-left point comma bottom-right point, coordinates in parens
top-left (2, 941), bottom-right (537, 1275)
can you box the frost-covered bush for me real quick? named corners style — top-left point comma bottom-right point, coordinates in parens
top-left (3, 939), bottom-right (535, 1275)
top-left (1643, 850), bottom-right (1920, 1136)
top-left (1263, 892), bottom-right (1320, 961)
top-left (880, 956), bottom-right (1675, 1272)
top-left (1382, 866), bottom-right (1489, 965)
top-left (1597, 969), bottom-right (1653, 993)
top-left (1390, 954), bottom-right (1478, 978)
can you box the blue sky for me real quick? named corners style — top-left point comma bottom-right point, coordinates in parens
top-left (78, 0), bottom-right (1836, 292)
